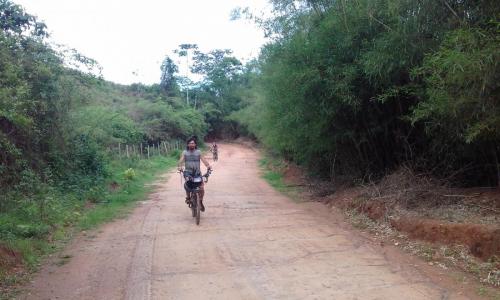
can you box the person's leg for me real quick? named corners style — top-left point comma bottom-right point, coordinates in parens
top-left (199, 182), bottom-right (205, 211)
top-left (184, 181), bottom-right (191, 205)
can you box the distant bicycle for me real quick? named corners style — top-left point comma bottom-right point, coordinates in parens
top-left (180, 169), bottom-right (212, 225)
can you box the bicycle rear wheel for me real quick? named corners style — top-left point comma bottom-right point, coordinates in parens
top-left (196, 193), bottom-right (201, 225)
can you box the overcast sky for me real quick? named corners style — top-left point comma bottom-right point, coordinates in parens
top-left (15, 0), bottom-right (269, 85)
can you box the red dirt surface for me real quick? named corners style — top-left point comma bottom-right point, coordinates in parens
top-left (391, 218), bottom-right (500, 260)
top-left (326, 185), bottom-right (500, 261)
top-left (283, 164), bottom-right (304, 185)
top-left (0, 244), bottom-right (22, 271)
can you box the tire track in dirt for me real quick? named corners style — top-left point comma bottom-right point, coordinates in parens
top-left (21, 143), bottom-right (479, 299)
top-left (124, 203), bottom-right (158, 300)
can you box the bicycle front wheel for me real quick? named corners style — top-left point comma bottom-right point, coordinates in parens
top-left (191, 193), bottom-right (196, 218)
top-left (196, 193), bottom-right (201, 225)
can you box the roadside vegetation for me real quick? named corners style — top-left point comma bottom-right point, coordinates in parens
top-left (258, 156), bottom-right (304, 202)
top-left (232, 0), bottom-right (499, 188)
top-left (0, 154), bottom-right (176, 296)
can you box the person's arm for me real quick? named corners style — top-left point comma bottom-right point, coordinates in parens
top-left (201, 155), bottom-right (211, 170)
top-left (177, 151), bottom-right (185, 171)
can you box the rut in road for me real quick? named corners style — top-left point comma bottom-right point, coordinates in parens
top-left (23, 144), bottom-right (472, 300)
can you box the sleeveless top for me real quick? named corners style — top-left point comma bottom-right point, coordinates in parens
top-left (183, 149), bottom-right (201, 175)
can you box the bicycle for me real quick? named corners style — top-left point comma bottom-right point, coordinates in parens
top-left (180, 169), bottom-right (212, 225)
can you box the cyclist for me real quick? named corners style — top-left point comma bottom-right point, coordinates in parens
top-left (211, 141), bottom-right (218, 161)
top-left (177, 136), bottom-right (212, 211)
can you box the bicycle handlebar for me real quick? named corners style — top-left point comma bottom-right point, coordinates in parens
top-left (178, 169), bottom-right (213, 183)
top-left (203, 169), bottom-right (212, 183)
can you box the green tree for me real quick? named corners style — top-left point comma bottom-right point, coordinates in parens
top-left (0, 0), bottom-right (47, 37)
top-left (189, 49), bottom-right (244, 138)
top-left (160, 56), bottom-right (178, 96)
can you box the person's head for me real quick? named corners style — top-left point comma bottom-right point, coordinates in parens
top-left (186, 136), bottom-right (197, 150)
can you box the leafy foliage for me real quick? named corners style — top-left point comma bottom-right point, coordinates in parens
top-left (0, 0), bottom-right (47, 37)
top-left (412, 26), bottom-right (500, 144)
top-left (233, 0), bottom-right (500, 186)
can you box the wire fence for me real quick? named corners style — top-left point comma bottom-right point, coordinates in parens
top-left (110, 140), bottom-right (183, 159)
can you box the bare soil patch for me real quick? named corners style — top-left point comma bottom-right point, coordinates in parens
top-left (0, 244), bottom-right (25, 297)
top-left (0, 245), bottom-right (22, 272)
top-left (390, 218), bottom-right (499, 260)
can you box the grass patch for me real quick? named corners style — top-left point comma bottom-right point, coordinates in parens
top-left (258, 154), bottom-right (302, 201)
top-left (78, 155), bottom-right (175, 229)
top-left (262, 170), bottom-right (288, 191)
top-left (259, 157), bottom-right (287, 194)
top-left (0, 154), bottom-right (176, 297)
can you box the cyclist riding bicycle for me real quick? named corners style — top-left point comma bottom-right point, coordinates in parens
top-left (177, 136), bottom-right (212, 211)
top-left (211, 141), bottom-right (218, 161)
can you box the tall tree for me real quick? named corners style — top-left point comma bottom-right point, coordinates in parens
top-left (160, 56), bottom-right (178, 95)
top-left (174, 44), bottom-right (198, 105)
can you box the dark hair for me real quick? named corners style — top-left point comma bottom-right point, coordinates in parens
top-left (186, 136), bottom-right (198, 149)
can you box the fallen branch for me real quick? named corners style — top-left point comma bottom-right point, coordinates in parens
top-left (371, 195), bottom-right (397, 200)
top-left (442, 194), bottom-right (481, 198)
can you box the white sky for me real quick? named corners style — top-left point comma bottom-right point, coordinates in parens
top-left (15, 0), bottom-right (269, 85)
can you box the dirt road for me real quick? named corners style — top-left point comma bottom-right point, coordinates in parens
top-left (23, 144), bottom-right (473, 299)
